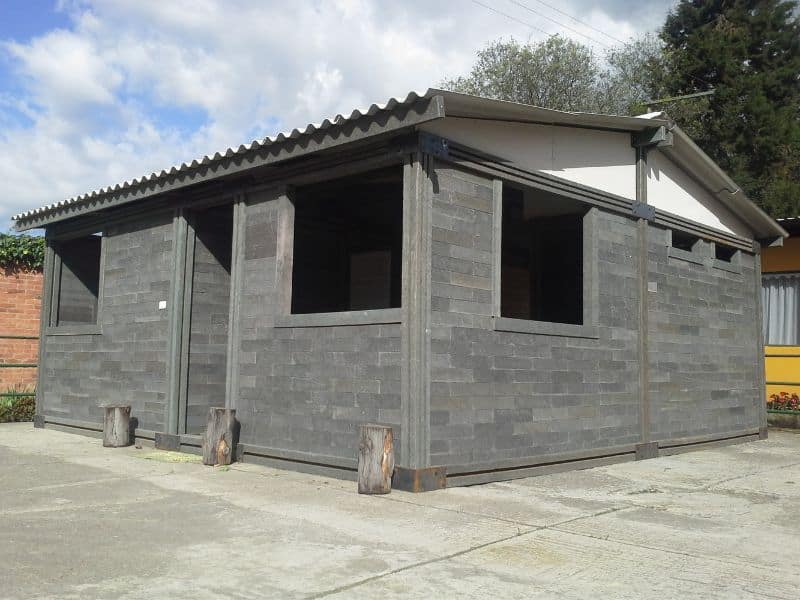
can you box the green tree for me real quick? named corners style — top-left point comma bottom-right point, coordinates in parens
top-left (442, 35), bottom-right (664, 115)
top-left (0, 233), bottom-right (45, 271)
top-left (661, 0), bottom-right (800, 217)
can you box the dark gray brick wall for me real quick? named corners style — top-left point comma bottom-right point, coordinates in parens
top-left (647, 231), bottom-right (761, 440)
top-left (236, 191), bottom-right (403, 462)
top-left (41, 213), bottom-right (174, 431)
top-left (38, 161), bottom-right (763, 473)
top-left (429, 165), bottom-right (641, 467)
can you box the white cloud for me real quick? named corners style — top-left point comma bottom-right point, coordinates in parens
top-left (0, 0), bottom-right (673, 229)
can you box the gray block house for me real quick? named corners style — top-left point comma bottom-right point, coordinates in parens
top-left (14, 90), bottom-right (787, 489)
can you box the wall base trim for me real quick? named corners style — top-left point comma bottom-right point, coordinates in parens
top-left (238, 442), bottom-right (357, 470)
top-left (239, 446), bottom-right (358, 481)
top-left (33, 420), bottom-right (767, 491)
top-left (446, 453), bottom-right (636, 488)
top-left (393, 466), bottom-right (447, 492)
top-left (154, 432), bottom-right (181, 452)
top-left (635, 442), bottom-right (659, 460)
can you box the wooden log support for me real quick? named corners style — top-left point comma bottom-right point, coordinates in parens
top-left (358, 424), bottom-right (395, 495)
top-left (202, 407), bottom-right (239, 466)
top-left (102, 405), bottom-right (131, 448)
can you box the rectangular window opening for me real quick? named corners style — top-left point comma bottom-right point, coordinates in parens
top-left (500, 185), bottom-right (587, 325)
top-left (291, 166), bottom-right (403, 314)
top-left (671, 230), bottom-right (700, 252)
top-left (715, 243), bottom-right (737, 262)
top-left (54, 233), bottom-right (102, 325)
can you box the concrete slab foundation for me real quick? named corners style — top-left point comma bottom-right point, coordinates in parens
top-left (4, 423), bottom-right (800, 599)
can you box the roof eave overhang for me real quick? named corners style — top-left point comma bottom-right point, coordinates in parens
top-left (13, 93), bottom-right (447, 231)
top-left (430, 88), bottom-right (671, 132)
top-left (659, 126), bottom-right (787, 241)
top-left (429, 90), bottom-right (787, 242)
top-left (14, 88), bottom-right (788, 243)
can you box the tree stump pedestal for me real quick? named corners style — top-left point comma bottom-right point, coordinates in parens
top-left (358, 424), bottom-right (395, 494)
top-left (202, 408), bottom-right (239, 466)
top-left (102, 405), bottom-right (131, 448)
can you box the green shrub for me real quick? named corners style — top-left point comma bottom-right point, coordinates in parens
top-left (0, 387), bottom-right (36, 423)
top-left (0, 233), bottom-right (45, 271)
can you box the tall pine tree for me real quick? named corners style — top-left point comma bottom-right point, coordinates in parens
top-left (661, 0), bottom-right (800, 217)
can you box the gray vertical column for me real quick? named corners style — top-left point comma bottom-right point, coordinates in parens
top-left (48, 242), bottom-right (62, 327)
top-left (165, 209), bottom-right (189, 436)
top-left (274, 187), bottom-right (294, 316)
top-left (753, 243), bottom-right (768, 438)
top-left (491, 179), bottom-right (503, 318)
top-left (400, 152), bottom-right (433, 470)
top-left (635, 145), bottom-right (655, 457)
top-left (33, 238), bottom-right (56, 426)
top-left (225, 194), bottom-right (246, 409)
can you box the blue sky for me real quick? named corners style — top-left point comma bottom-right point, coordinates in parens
top-left (0, 0), bottom-right (675, 230)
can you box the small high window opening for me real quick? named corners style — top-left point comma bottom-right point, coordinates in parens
top-left (671, 230), bottom-right (700, 252)
top-left (54, 233), bottom-right (102, 325)
top-left (715, 243), bottom-right (737, 262)
top-left (291, 166), bottom-right (403, 314)
top-left (500, 185), bottom-right (587, 325)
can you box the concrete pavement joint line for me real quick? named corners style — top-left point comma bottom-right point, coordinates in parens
top-left (701, 459), bottom-right (800, 491)
top-left (549, 522), bottom-right (777, 572)
top-left (306, 505), bottom-right (633, 599)
top-left (0, 476), bottom-right (129, 495)
top-left (305, 528), bottom-right (536, 599)
top-left (366, 492), bottom-right (598, 530)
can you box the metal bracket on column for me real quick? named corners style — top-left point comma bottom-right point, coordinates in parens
top-left (419, 132), bottom-right (449, 158)
top-left (632, 202), bottom-right (656, 221)
top-left (632, 126), bottom-right (673, 149)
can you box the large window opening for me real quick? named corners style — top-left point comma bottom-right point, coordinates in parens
top-left (54, 234), bottom-right (102, 325)
top-left (500, 185), bottom-right (586, 325)
top-left (291, 166), bottom-right (403, 314)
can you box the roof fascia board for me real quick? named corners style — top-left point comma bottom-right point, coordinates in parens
top-left (659, 126), bottom-right (787, 240)
top-left (430, 89), bottom-right (671, 132)
top-left (15, 95), bottom-right (446, 231)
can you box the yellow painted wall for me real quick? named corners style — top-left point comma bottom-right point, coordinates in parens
top-left (765, 345), bottom-right (800, 398)
top-left (762, 236), bottom-right (800, 273)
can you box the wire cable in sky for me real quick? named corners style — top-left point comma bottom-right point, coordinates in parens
top-left (506, 0), bottom-right (613, 48)
top-left (470, 0), bottom-right (551, 38)
top-left (527, 0), bottom-right (629, 45)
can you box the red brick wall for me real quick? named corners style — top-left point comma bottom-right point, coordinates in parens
top-left (0, 268), bottom-right (43, 389)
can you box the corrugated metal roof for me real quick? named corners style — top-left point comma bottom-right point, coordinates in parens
top-left (12, 90), bottom-right (431, 223)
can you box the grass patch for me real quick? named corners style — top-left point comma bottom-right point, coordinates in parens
top-left (136, 450), bottom-right (203, 464)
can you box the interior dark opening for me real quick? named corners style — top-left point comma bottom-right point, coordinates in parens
top-left (56, 234), bottom-right (102, 325)
top-left (671, 230), bottom-right (699, 252)
top-left (500, 185), bottom-right (586, 325)
top-left (715, 243), bottom-right (736, 262)
top-left (185, 202), bottom-right (233, 434)
top-left (291, 166), bottom-right (403, 314)
top-left (194, 204), bottom-right (233, 275)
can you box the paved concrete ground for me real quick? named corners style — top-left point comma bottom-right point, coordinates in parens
top-left (2, 424), bottom-right (799, 599)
